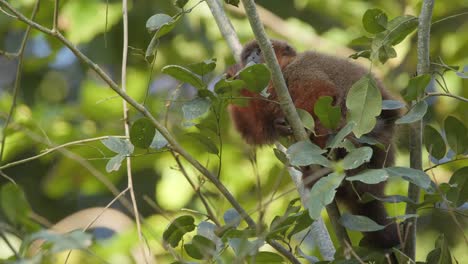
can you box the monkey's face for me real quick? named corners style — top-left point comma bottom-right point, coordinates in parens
top-left (240, 40), bottom-right (297, 67)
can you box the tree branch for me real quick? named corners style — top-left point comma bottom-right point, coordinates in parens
top-left (0, 0), bottom-right (256, 230)
top-left (404, 0), bottom-right (435, 259)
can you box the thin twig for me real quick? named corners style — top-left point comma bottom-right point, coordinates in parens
top-left (0, 136), bottom-right (126, 170)
top-left (0, 0), bottom-right (40, 162)
top-left (1, 0), bottom-right (256, 233)
top-left (425, 92), bottom-right (468, 103)
top-left (120, 0), bottom-right (147, 263)
top-left (53, 0), bottom-right (59, 31)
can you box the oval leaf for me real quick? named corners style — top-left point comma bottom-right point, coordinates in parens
top-left (395, 100), bottom-right (427, 124)
top-left (162, 65), bottom-right (205, 89)
top-left (423, 125), bottom-right (446, 159)
top-left (187, 59), bottom-right (217, 76)
top-left (314, 96), bottom-right (341, 129)
top-left (362, 8), bottom-right (388, 34)
top-left (184, 235), bottom-right (216, 260)
top-left (224, 208), bottom-right (241, 228)
top-left (146, 14), bottom-right (179, 38)
top-left (346, 75), bottom-right (382, 138)
top-left (447, 167), bottom-right (468, 207)
top-left (339, 213), bottom-right (385, 232)
top-left (346, 169), bottom-right (389, 184)
top-left (386, 166), bottom-right (431, 189)
top-left (296, 108), bottom-right (315, 131)
top-left (286, 141), bottom-right (330, 167)
top-left (307, 173), bottom-right (346, 219)
top-left (327, 121), bottom-right (356, 149)
top-left (238, 64), bottom-right (271, 93)
top-left (0, 183), bottom-right (32, 224)
top-left (444, 116), bottom-right (468, 155)
top-left (130, 118), bottom-right (156, 149)
top-left (403, 74), bottom-right (431, 102)
top-left (382, 100), bottom-right (405, 110)
top-left (163, 215), bottom-right (196, 247)
top-left (182, 97), bottom-right (211, 120)
top-left (342, 146), bottom-right (373, 170)
top-left (106, 154), bottom-right (126, 172)
top-left (101, 137), bottom-right (134, 155)
top-left (150, 130), bottom-right (169, 150)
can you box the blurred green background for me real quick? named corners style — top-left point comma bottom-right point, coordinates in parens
top-left (0, 0), bottom-right (467, 262)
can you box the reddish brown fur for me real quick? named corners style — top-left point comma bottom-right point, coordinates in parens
top-left (227, 40), bottom-right (401, 249)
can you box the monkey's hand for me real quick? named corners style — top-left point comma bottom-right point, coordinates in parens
top-left (274, 117), bottom-right (293, 136)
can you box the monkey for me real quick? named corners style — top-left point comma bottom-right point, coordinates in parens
top-left (226, 39), bottom-right (401, 249)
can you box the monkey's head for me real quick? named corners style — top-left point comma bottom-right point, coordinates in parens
top-left (240, 39), bottom-right (297, 68)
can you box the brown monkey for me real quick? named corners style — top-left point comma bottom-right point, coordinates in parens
top-left (227, 40), bottom-right (401, 249)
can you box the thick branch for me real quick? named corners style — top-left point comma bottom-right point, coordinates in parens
top-left (205, 0), bottom-right (242, 63)
top-left (404, 0), bottom-right (434, 260)
top-left (241, 0), bottom-right (345, 254)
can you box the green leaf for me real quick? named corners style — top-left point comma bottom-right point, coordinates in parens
top-left (101, 137), bottom-right (134, 155)
top-left (346, 169), bottom-right (389, 184)
top-left (346, 75), bottom-right (382, 138)
top-left (286, 141), bottom-right (330, 167)
top-left (395, 100), bottom-right (428, 124)
top-left (146, 14), bottom-right (179, 38)
top-left (362, 8), bottom-right (388, 34)
top-left (370, 15), bottom-right (418, 62)
top-left (150, 130), bottom-right (169, 150)
top-left (182, 97), bottom-right (211, 120)
top-left (426, 235), bottom-right (453, 264)
top-left (287, 211), bottom-right (313, 240)
top-left (382, 100), bottom-right (405, 110)
top-left (307, 173), bottom-right (345, 219)
top-left (403, 74), bottom-right (431, 101)
top-left (0, 183), bottom-right (32, 224)
top-left (377, 44), bottom-right (397, 64)
top-left (214, 78), bottom-right (245, 95)
top-left (423, 125), bottom-right (447, 159)
top-left (356, 136), bottom-right (385, 149)
top-left (186, 132), bottom-right (219, 155)
top-left (238, 64), bottom-right (271, 93)
top-left (184, 235), bottom-right (216, 260)
top-left (187, 59), bottom-right (217, 76)
top-left (385, 15), bottom-right (419, 45)
top-left (447, 167), bottom-right (468, 207)
top-left (342, 146), bottom-right (373, 170)
top-left (360, 193), bottom-right (415, 204)
top-left (175, 0), bottom-right (189, 8)
top-left (28, 230), bottom-right (92, 254)
top-left (392, 248), bottom-right (415, 264)
top-left (386, 167), bottom-right (431, 189)
top-left (314, 96), bottom-right (341, 129)
top-left (444, 116), bottom-right (468, 155)
top-left (246, 251), bottom-right (284, 263)
top-left (130, 118), bottom-right (156, 149)
top-left (326, 121), bottom-right (356, 149)
top-left (162, 65), bottom-right (205, 89)
top-left (339, 213), bottom-right (385, 232)
top-left (163, 215), bottom-right (196, 247)
top-left (296, 108), bottom-right (315, 131)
